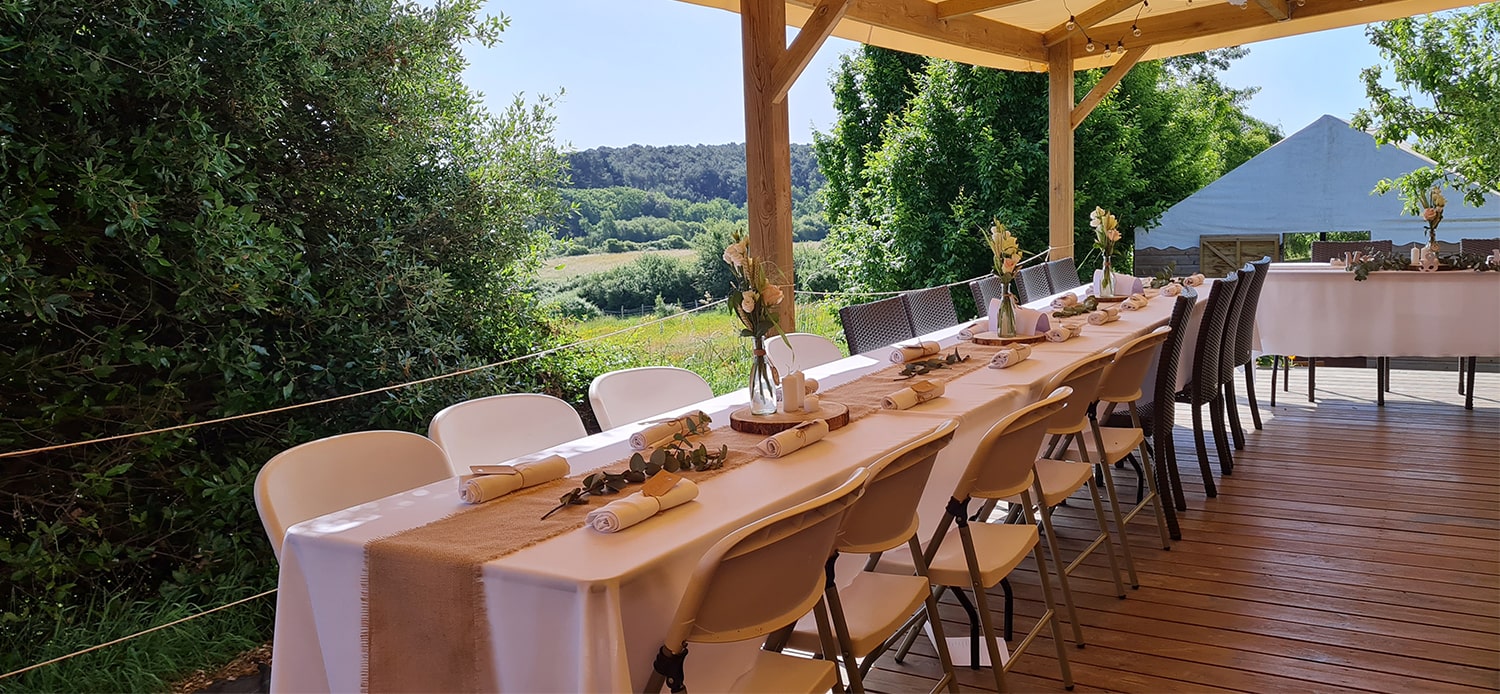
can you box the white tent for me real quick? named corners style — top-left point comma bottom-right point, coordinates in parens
top-left (1136, 114), bottom-right (1500, 252)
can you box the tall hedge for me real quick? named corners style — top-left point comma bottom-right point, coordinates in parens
top-left (0, 0), bottom-right (573, 665)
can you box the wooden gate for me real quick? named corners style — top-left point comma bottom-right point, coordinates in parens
top-left (1199, 234), bottom-right (1281, 277)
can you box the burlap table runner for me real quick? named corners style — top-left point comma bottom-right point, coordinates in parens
top-left (360, 334), bottom-right (1071, 691)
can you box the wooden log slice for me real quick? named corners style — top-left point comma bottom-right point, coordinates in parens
top-left (1093, 294), bottom-right (1129, 303)
top-left (970, 331), bottom-right (1048, 347)
top-left (730, 401), bottom-right (850, 435)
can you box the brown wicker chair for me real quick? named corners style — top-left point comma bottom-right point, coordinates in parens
top-left (967, 275), bottom-right (1005, 319)
top-left (1309, 240), bottom-right (1393, 262)
top-left (1045, 258), bottom-right (1081, 292)
top-left (1175, 272), bottom-right (1239, 498)
top-left (839, 295), bottom-right (916, 355)
top-left (1232, 258), bottom-right (1272, 431)
top-left (902, 286), bottom-right (959, 335)
top-left (1017, 264), bottom-right (1053, 304)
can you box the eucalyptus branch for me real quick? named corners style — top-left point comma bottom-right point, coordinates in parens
top-left (542, 413), bottom-right (727, 519)
top-left (896, 347), bottom-right (968, 380)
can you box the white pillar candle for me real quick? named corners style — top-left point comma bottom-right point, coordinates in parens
top-left (802, 395), bottom-right (820, 414)
top-left (1410, 247), bottom-right (1422, 263)
top-left (781, 372), bottom-right (804, 413)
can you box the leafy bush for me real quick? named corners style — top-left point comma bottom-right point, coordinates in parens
top-left (0, 0), bottom-right (574, 680)
top-left (546, 292), bottom-right (605, 321)
top-left (568, 254), bottom-right (701, 312)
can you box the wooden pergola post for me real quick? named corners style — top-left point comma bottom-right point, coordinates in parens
top-left (741, 0), bottom-right (797, 330)
top-left (1047, 42), bottom-right (1075, 260)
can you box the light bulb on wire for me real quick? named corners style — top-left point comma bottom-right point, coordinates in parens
top-left (1066, 15), bottom-right (1077, 30)
top-left (1132, 24), bottom-right (1141, 37)
top-left (1086, 40), bottom-right (1096, 52)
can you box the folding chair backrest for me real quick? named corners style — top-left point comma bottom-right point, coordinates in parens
top-left (1017, 264), bottom-right (1053, 304)
top-left (955, 387), bottom-right (1071, 501)
top-left (255, 430), bottom-right (452, 560)
top-left (903, 286), bottom-right (960, 335)
top-left (1187, 274), bottom-right (1238, 405)
top-left (664, 468), bottom-right (869, 650)
top-left (839, 295), bottom-right (916, 355)
top-left (765, 332), bottom-right (844, 375)
top-left (836, 420), bottom-right (958, 554)
top-left (1098, 328), bottom-right (1171, 404)
top-left (589, 366), bottom-right (713, 430)
top-left (1043, 351), bottom-right (1117, 434)
top-left (1310, 240), bottom-right (1392, 262)
top-left (1046, 258), bottom-right (1080, 292)
top-left (429, 393), bottom-right (587, 475)
top-left (1233, 257), bottom-right (1271, 367)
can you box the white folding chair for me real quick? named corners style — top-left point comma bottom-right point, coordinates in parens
top-left (254, 431), bottom-right (452, 561)
top-left (644, 469), bottom-right (870, 694)
top-left (428, 393), bottom-right (586, 475)
top-left (781, 419), bottom-right (961, 693)
top-left (765, 333), bottom-right (844, 375)
top-left (589, 366), bottom-right (713, 430)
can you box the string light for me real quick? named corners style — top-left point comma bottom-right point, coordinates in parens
top-left (1104, 43), bottom-right (1112, 55)
top-left (1117, 40), bottom-right (1125, 51)
top-left (1086, 40), bottom-right (1096, 52)
top-left (1066, 15), bottom-right (1077, 30)
top-left (1132, 23), bottom-right (1142, 37)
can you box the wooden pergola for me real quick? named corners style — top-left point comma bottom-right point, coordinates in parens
top-left (677, 0), bottom-right (1475, 328)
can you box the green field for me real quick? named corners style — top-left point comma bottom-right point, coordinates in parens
top-left (569, 299), bottom-right (848, 394)
top-left (538, 249), bottom-right (697, 283)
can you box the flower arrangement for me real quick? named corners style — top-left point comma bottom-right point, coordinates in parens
top-left (1418, 185), bottom-right (1447, 251)
top-left (1090, 206), bottom-right (1123, 296)
top-left (1090, 206), bottom-right (1121, 258)
top-left (985, 218), bottom-right (1023, 284)
top-left (723, 231), bottom-right (784, 340)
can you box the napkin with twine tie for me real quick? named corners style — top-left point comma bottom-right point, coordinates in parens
top-left (890, 341), bottom-right (941, 364)
top-left (1088, 306), bottom-right (1121, 325)
top-left (881, 379), bottom-right (945, 410)
top-left (988, 344), bottom-right (1032, 369)
top-left (629, 411), bottom-right (709, 450)
top-left (458, 455), bottom-right (569, 504)
top-left (585, 478), bottom-right (700, 533)
top-left (756, 419), bottom-right (830, 458)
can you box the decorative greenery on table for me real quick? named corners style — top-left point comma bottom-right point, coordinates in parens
top-left (896, 348), bottom-right (969, 380)
top-left (1052, 296), bottom-right (1101, 318)
top-left (1348, 251), bottom-right (1500, 281)
top-left (1149, 262), bottom-right (1179, 289)
top-left (543, 413), bottom-right (727, 519)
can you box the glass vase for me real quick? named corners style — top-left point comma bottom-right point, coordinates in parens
top-left (996, 285), bottom-right (1018, 338)
top-left (748, 336), bottom-right (777, 415)
top-left (1100, 256), bottom-right (1116, 298)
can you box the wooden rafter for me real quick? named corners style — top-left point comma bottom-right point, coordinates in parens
top-left (1066, 0), bottom-right (1411, 58)
top-left (933, 0), bottom-right (1039, 19)
top-left (1043, 0), bottom-right (1145, 47)
top-left (771, 0), bottom-right (851, 103)
top-left (1253, 0), bottom-right (1292, 21)
top-left (1070, 45), bottom-right (1146, 128)
top-left (790, 0), bottom-right (1046, 62)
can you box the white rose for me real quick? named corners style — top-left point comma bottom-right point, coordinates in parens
top-left (761, 283), bottom-right (784, 306)
top-left (741, 290), bottom-right (758, 314)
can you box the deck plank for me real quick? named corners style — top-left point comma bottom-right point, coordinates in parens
top-left (858, 366), bottom-right (1500, 693)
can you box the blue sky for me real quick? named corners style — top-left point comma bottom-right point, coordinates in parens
top-left (463, 1), bottom-right (1390, 149)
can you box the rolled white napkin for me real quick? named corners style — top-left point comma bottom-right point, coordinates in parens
top-left (881, 379), bottom-right (945, 410)
top-left (1121, 293), bottom-right (1149, 311)
top-left (958, 319), bottom-right (988, 340)
top-left (629, 411), bottom-right (709, 451)
top-left (586, 479), bottom-right (700, 533)
top-left (988, 344), bottom-right (1032, 369)
top-left (1045, 324), bottom-right (1084, 343)
top-left (1015, 307), bottom-right (1050, 336)
top-left (1183, 273), bottom-right (1205, 287)
top-left (890, 341), bottom-right (941, 364)
top-left (459, 455), bottom-right (569, 504)
top-left (756, 419), bottom-right (831, 458)
top-left (1092, 270), bottom-right (1143, 296)
top-left (1050, 294), bottom-right (1079, 310)
top-left (1087, 307), bottom-right (1121, 325)
top-left (1162, 283), bottom-right (1183, 297)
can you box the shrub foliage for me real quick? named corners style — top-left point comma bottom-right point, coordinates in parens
top-left (0, 0), bottom-right (574, 669)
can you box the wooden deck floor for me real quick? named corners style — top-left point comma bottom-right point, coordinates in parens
top-left (862, 366), bottom-right (1500, 693)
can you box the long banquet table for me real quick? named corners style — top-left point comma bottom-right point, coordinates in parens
top-left (270, 285), bottom-right (1205, 694)
top-left (1254, 262), bottom-right (1500, 358)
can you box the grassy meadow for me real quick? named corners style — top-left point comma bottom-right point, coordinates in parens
top-left (538, 248), bottom-right (697, 283)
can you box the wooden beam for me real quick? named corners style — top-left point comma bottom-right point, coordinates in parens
top-left (742, 0), bottom-right (797, 330)
top-left (1047, 42), bottom-right (1075, 261)
top-left (1043, 0), bottom-right (1144, 47)
top-left (1067, 0), bottom-right (1408, 59)
top-left (1253, 0), bottom-right (1292, 21)
top-left (790, 0), bottom-right (1046, 63)
top-left (933, 0), bottom-right (1038, 20)
top-left (771, 0), bottom-right (850, 104)
top-left (1070, 45), bottom-right (1146, 129)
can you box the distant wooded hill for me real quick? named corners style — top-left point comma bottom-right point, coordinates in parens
top-left (567, 143), bottom-right (825, 205)
top-left (556, 143), bottom-right (828, 254)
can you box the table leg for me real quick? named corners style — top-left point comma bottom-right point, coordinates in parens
top-left (1466, 357), bottom-right (1477, 410)
top-left (1377, 357), bottom-right (1386, 407)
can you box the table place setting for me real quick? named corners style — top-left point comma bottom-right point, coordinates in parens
top-left (881, 379), bottom-right (946, 410)
top-left (585, 473), bottom-right (700, 533)
top-left (988, 343), bottom-right (1032, 368)
top-left (458, 454), bottom-right (569, 504)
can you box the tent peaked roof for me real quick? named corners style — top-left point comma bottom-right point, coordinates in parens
top-left (676, 0), bottom-right (1479, 73)
top-left (1136, 114), bottom-right (1500, 249)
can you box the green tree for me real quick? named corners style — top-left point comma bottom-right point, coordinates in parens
top-left (0, 0), bottom-right (572, 682)
top-left (815, 47), bottom-right (1280, 292)
top-left (1352, 6), bottom-right (1499, 210)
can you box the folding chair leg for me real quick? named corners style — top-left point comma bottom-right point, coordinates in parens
top-left (907, 535), bottom-right (959, 694)
top-left (949, 587), bottom-right (983, 670)
top-left (812, 599), bottom-right (847, 694)
top-left (1087, 423), bottom-right (1136, 590)
top-left (999, 577), bottom-right (1014, 641)
top-left (1244, 363), bottom-right (1263, 430)
top-left (1036, 498), bottom-right (1087, 646)
top-left (1027, 518), bottom-right (1075, 690)
top-left (1191, 404), bottom-right (1218, 498)
top-left (823, 587), bottom-right (864, 693)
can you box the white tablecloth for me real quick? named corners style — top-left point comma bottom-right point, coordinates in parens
top-left (270, 286), bottom-right (1201, 693)
top-left (1254, 263), bottom-right (1500, 357)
